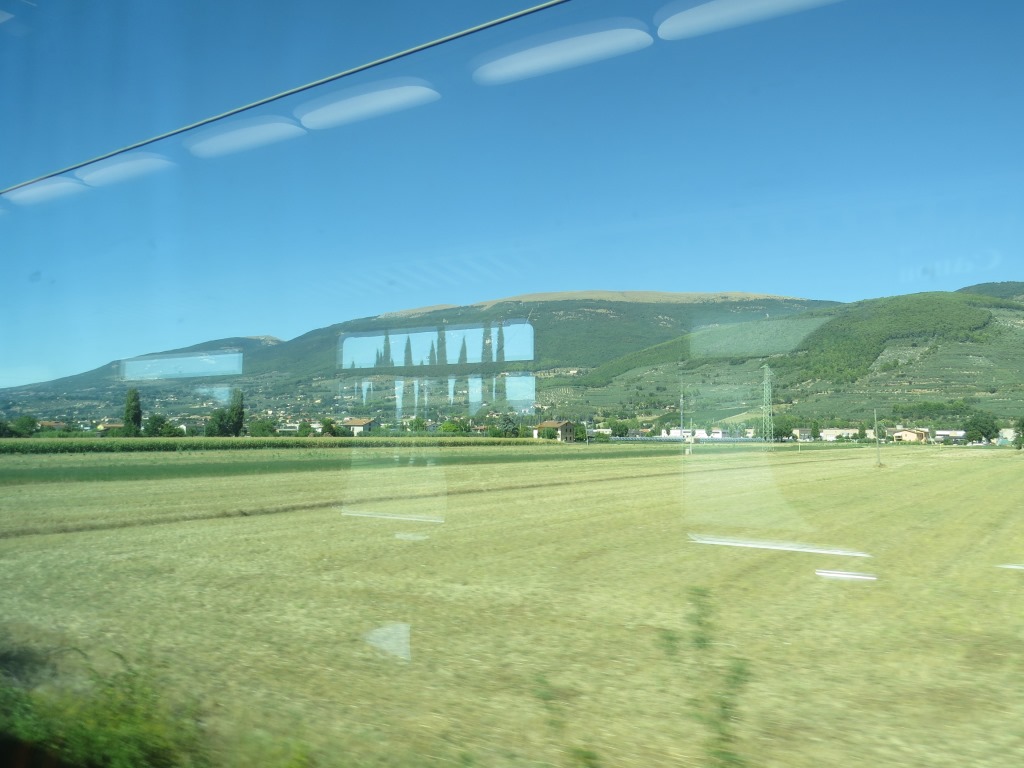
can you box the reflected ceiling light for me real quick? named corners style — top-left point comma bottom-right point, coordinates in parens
top-left (473, 19), bottom-right (653, 85)
top-left (997, 564), bottom-right (1024, 570)
top-left (74, 152), bottom-right (174, 187)
top-left (182, 115), bottom-right (306, 158)
top-left (2, 176), bottom-right (88, 206)
top-left (816, 569), bottom-right (877, 581)
top-left (656, 0), bottom-right (844, 40)
top-left (688, 533), bottom-right (871, 557)
top-left (342, 510), bottom-right (444, 523)
top-left (0, 10), bottom-right (13, 25)
top-left (294, 78), bottom-right (440, 130)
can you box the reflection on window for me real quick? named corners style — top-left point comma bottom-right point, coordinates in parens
top-left (340, 320), bottom-right (534, 368)
top-left (120, 351), bottom-right (244, 380)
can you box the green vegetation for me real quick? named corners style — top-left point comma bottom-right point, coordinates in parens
top-left (0, 633), bottom-right (208, 768)
top-left (246, 418), bottom-right (277, 437)
top-left (891, 399), bottom-right (978, 423)
top-left (205, 390), bottom-right (245, 437)
top-left (0, 414), bottom-right (38, 438)
top-left (683, 588), bottom-right (750, 768)
top-left (124, 388), bottom-right (142, 437)
top-left (956, 281), bottom-right (1024, 300)
top-left (964, 411), bottom-right (999, 443)
top-left (144, 413), bottom-right (183, 438)
top-left (787, 293), bottom-right (1001, 384)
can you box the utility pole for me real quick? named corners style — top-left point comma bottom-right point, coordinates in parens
top-left (680, 392), bottom-right (685, 439)
top-left (874, 408), bottom-right (883, 467)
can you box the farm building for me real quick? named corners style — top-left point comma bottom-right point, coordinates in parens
top-left (533, 420), bottom-right (576, 442)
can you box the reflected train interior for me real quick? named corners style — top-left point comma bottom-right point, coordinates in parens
top-left (2, 1), bottom-right (1024, 767)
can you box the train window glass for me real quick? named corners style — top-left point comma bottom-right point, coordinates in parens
top-left (2, 2), bottom-right (1023, 766)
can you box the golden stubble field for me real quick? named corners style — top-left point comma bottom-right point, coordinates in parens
top-left (1, 443), bottom-right (1023, 767)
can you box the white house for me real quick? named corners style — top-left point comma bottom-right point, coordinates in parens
top-left (343, 417), bottom-right (378, 435)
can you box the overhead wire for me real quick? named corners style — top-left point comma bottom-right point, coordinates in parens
top-left (0, 0), bottom-right (572, 197)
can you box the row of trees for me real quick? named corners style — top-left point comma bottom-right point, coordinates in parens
top-left (0, 414), bottom-right (42, 438)
top-left (204, 390), bottom-right (245, 437)
top-left (114, 388), bottom-right (246, 437)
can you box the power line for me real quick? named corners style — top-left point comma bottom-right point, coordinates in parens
top-left (1, 0), bottom-right (572, 197)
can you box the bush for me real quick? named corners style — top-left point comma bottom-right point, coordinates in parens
top-left (0, 637), bottom-right (208, 768)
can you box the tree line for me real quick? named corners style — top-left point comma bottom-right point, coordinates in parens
top-left (108, 388), bottom-right (247, 437)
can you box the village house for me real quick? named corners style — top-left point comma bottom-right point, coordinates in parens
top-left (342, 417), bottom-right (378, 435)
top-left (889, 427), bottom-right (930, 443)
top-left (533, 420), bottom-right (575, 442)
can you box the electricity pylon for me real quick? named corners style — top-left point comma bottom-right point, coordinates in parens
top-left (761, 364), bottom-right (774, 451)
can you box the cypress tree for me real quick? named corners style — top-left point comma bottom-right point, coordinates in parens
top-left (227, 389), bottom-right (245, 436)
top-left (437, 326), bottom-right (448, 367)
top-left (481, 322), bottom-right (493, 365)
top-left (124, 388), bottom-right (142, 436)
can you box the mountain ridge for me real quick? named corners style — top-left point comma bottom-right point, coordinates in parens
top-left (3, 285), bottom-right (1023, 426)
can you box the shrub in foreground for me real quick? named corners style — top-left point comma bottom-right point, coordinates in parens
top-left (0, 637), bottom-right (208, 768)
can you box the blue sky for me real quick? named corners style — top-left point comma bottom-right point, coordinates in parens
top-left (1, 0), bottom-right (1022, 387)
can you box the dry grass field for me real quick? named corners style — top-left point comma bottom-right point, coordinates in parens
top-left (2, 443), bottom-right (1023, 767)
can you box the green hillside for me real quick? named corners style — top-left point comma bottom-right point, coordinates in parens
top-left (576, 315), bottom-right (831, 388)
top-left (780, 292), bottom-right (1016, 384)
top-left (5, 289), bottom-right (1024, 428)
top-left (956, 281), bottom-right (1024, 301)
top-left (540, 292), bottom-right (1024, 427)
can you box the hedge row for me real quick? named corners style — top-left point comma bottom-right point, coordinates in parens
top-left (0, 436), bottom-right (544, 454)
